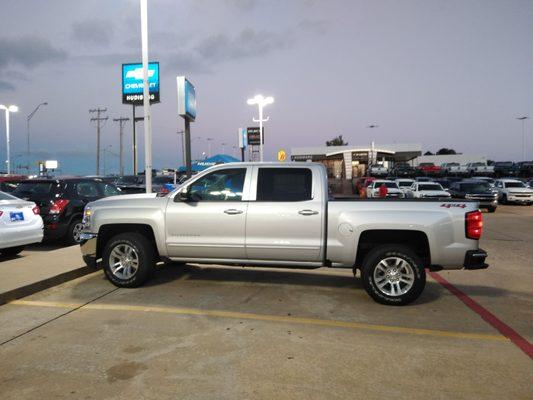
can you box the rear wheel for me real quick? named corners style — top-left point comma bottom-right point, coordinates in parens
top-left (361, 245), bottom-right (426, 306)
top-left (102, 232), bottom-right (155, 288)
top-left (65, 219), bottom-right (84, 245)
top-left (0, 246), bottom-right (25, 257)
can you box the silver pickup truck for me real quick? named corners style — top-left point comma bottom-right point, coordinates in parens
top-left (80, 162), bottom-right (488, 305)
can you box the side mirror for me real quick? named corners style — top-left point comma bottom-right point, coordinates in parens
top-left (175, 189), bottom-right (189, 202)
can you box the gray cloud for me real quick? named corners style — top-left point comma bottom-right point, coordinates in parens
top-left (0, 36), bottom-right (67, 69)
top-left (0, 80), bottom-right (15, 92)
top-left (298, 19), bottom-right (328, 35)
top-left (71, 19), bottom-right (114, 46)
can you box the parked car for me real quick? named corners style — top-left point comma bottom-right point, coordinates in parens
top-left (527, 180), bottom-right (533, 188)
top-left (0, 191), bottom-right (43, 256)
top-left (366, 180), bottom-right (403, 198)
top-left (415, 176), bottom-right (433, 182)
top-left (80, 162), bottom-right (488, 306)
top-left (368, 163), bottom-right (389, 177)
top-left (394, 178), bottom-right (415, 194)
top-left (390, 163), bottom-right (416, 177)
top-left (11, 177), bottom-right (122, 244)
top-left (516, 161), bottom-right (533, 177)
top-left (494, 179), bottom-right (533, 205)
top-left (493, 161), bottom-right (519, 177)
top-left (0, 175), bottom-right (27, 193)
top-left (441, 162), bottom-right (463, 175)
top-left (416, 163), bottom-right (442, 176)
top-left (466, 162), bottom-right (495, 176)
top-left (407, 182), bottom-right (451, 198)
top-left (471, 176), bottom-right (495, 188)
top-left (448, 180), bottom-right (498, 212)
top-left (116, 175), bottom-right (175, 194)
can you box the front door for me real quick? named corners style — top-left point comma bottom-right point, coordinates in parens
top-left (245, 166), bottom-right (324, 262)
top-left (165, 167), bottom-right (250, 259)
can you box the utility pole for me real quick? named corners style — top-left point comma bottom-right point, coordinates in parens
top-left (516, 116), bottom-right (529, 161)
top-left (113, 117), bottom-right (130, 176)
top-left (89, 107), bottom-right (108, 175)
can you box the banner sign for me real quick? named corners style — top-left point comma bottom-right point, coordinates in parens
top-left (177, 76), bottom-right (197, 122)
top-left (238, 128), bottom-right (247, 148)
top-left (247, 127), bottom-right (264, 146)
top-left (122, 62), bottom-right (160, 104)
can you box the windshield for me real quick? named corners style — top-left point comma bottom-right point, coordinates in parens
top-left (397, 181), bottom-right (413, 187)
top-left (460, 183), bottom-right (491, 192)
top-left (505, 182), bottom-right (526, 188)
top-left (117, 176), bottom-right (140, 184)
top-left (418, 184), bottom-right (443, 191)
top-left (0, 191), bottom-right (17, 200)
top-left (496, 162), bottom-right (513, 167)
top-left (12, 182), bottom-right (54, 197)
top-left (375, 182), bottom-right (398, 189)
top-left (447, 163), bottom-right (459, 166)
top-left (472, 163), bottom-right (485, 167)
top-left (419, 163), bottom-right (434, 167)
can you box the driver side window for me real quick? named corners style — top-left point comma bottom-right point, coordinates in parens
top-left (188, 168), bottom-right (246, 202)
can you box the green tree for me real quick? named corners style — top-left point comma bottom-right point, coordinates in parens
top-left (424, 151), bottom-right (434, 156)
top-left (436, 148), bottom-right (457, 155)
top-left (326, 135), bottom-right (348, 146)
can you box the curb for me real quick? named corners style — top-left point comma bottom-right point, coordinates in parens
top-left (0, 266), bottom-right (95, 306)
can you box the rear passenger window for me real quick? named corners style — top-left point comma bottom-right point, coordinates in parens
top-left (257, 168), bottom-right (312, 202)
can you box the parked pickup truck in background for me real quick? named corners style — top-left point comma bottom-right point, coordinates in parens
top-left (416, 162), bottom-right (442, 176)
top-left (368, 163), bottom-right (389, 177)
top-left (467, 162), bottom-right (495, 176)
top-left (80, 163), bottom-right (488, 306)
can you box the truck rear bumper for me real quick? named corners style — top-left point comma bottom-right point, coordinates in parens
top-left (463, 249), bottom-right (488, 270)
top-left (80, 233), bottom-right (98, 269)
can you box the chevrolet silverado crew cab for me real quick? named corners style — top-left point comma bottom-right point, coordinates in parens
top-left (80, 163), bottom-right (488, 306)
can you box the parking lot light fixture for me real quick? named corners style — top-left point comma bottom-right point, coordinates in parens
top-left (0, 104), bottom-right (19, 175)
top-left (516, 116), bottom-right (528, 161)
top-left (26, 102), bottom-right (48, 172)
top-left (247, 94), bottom-right (274, 162)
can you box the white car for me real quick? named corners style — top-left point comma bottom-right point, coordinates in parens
top-left (368, 163), bottom-right (389, 177)
top-left (395, 179), bottom-right (415, 194)
top-left (442, 162), bottom-right (468, 175)
top-left (467, 162), bottom-right (495, 176)
top-left (408, 182), bottom-right (451, 199)
top-left (0, 191), bottom-right (44, 257)
top-left (494, 179), bottom-right (533, 205)
top-left (366, 180), bottom-right (404, 198)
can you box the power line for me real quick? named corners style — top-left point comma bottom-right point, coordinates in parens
top-left (113, 117), bottom-right (130, 176)
top-left (89, 107), bottom-right (108, 175)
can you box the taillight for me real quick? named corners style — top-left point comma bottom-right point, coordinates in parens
top-left (466, 210), bottom-right (483, 240)
top-left (49, 199), bottom-right (69, 215)
top-left (32, 205), bottom-right (40, 215)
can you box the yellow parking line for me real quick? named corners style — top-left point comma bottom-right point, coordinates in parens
top-left (10, 299), bottom-right (507, 342)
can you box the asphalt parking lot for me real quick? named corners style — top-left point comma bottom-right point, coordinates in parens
top-left (0, 205), bottom-right (531, 399)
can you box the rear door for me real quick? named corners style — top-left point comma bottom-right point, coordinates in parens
top-left (245, 166), bottom-right (324, 262)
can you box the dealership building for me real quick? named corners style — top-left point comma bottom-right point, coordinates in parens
top-left (290, 143), bottom-right (423, 179)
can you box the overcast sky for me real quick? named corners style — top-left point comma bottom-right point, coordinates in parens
top-left (1, 0), bottom-right (532, 175)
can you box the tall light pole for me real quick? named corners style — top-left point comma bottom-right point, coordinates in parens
top-left (113, 117), bottom-right (129, 176)
top-left (140, 0), bottom-right (153, 193)
top-left (367, 124), bottom-right (379, 164)
top-left (26, 102), bottom-right (47, 172)
top-left (206, 137), bottom-right (214, 157)
top-left (247, 94), bottom-right (274, 162)
top-left (0, 104), bottom-right (18, 174)
top-left (221, 142), bottom-right (227, 154)
top-left (516, 116), bottom-right (528, 161)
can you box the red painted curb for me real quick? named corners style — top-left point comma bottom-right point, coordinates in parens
top-left (429, 271), bottom-right (533, 359)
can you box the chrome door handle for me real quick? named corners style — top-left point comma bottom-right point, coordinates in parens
top-left (224, 209), bottom-right (243, 215)
top-left (298, 209), bottom-right (319, 216)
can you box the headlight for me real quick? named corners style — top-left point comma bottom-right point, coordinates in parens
top-left (82, 206), bottom-right (92, 229)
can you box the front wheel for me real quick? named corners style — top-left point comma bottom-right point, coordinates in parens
top-left (361, 245), bottom-right (426, 306)
top-left (487, 206), bottom-right (497, 213)
top-left (65, 219), bottom-right (84, 245)
top-left (102, 232), bottom-right (156, 288)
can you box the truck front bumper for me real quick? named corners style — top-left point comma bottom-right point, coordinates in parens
top-left (463, 249), bottom-right (488, 270)
top-left (80, 232), bottom-right (98, 269)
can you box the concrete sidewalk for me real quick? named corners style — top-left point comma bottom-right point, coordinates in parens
top-left (0, 245), bottom-right (93, 305)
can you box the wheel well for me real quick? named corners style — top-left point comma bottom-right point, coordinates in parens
top-left (355, 230), bottom-right (430, 267)
top-left (96, 224), bottom-right (158, 260)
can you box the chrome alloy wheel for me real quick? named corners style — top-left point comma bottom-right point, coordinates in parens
top-left (373, 257), bottom-right (415, 297)
top-left (108, 244), bottom-right (139, 280)
top-left (72, 223), bottom-right (84, 243)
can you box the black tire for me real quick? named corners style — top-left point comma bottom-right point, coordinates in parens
top-left (487, 206), bottom-right (497, 213)
top-left (361, 245), bottom-right (426, 306)
top-left (102, 232), bottom-right (156, 288)
top-left (65, 219), bottom-right (84, 245)
top-left (500, 194), bottom-right (507, 205)
top-left (0, 246), bottom-right (25, 257)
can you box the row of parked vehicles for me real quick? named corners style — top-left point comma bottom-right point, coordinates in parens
top-left (0, 173), bottom-right (183, 256)
top-left (356, 176), bottom-right (533, 212)
top-left (368, 160), bottom-right (533, 177)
